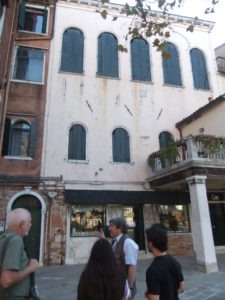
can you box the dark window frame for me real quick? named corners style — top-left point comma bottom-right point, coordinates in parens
top-left (97, 32), bottom-right (119, 78)
top-left (60, 27), bottom-right (84, 74)
top-left (68, 124), bottom-right (86, 161)
top-left (162, 42), bottom-right (182, 86)
top-left (18, 1), bottom-right (48, 34)
top-left (112, 127), bottom-right (131, 163)
top-left (190, 48), bottom-right (210, 90)
top-left (131, 38), bottom-right (151, 82)
top-left (13, 46), bottom-right (44, 83)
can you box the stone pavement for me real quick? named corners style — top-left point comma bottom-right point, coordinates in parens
top-left (36, 253), bottom-right (225, 300)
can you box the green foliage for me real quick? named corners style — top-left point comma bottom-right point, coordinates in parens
top-left (98, 0), bottom-right (219, 54)
top-left (195, 134), bottom-right (225, 155)
top-left (117, 44), bottom-right (128, 52)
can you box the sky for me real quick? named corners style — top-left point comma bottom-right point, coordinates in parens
top-left (110, 0), bottom-right (225, 48)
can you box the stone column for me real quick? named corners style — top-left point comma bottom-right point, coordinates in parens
top-left (186, 175), bottom-right (218, 273)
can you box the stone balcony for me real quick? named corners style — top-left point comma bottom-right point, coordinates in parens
top-left (147, 135), bottom-right (225, 191)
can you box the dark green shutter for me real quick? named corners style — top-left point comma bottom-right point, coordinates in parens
top-left (61, 28), bottom-right (84, 73)
top-left (190, 48), bottom-right (210, 90)
top-left (29, 118), bottom-right (38, 157)
top-left (97, 33), bottom-right (118, 77)
top-left (42, 6), bottom-right (48, 33)
top-left (131, 38), bottom-right (151, 81)
top-left (113, 128), bottom-right (130, 162)
top-left (163, 43), bottom-right (182, 86)
top-left (68, 124), bottom-right (86, 160)
top-left (18, 0), bottom-right (25, 30)
top-left (1, 118), bottom-right (11, 156)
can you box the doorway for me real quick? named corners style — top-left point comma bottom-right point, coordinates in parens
top-left (209, 203), bottom-right (225, 246)
top-left (123, 205), bottom-right (145, 250)
top-left (12, 195), bottom-right (42, 260)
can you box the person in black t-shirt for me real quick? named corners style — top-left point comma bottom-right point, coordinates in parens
top-left (145, 224), bottom-right (184, 300)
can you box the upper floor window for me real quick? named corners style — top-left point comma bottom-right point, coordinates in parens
top-left (68, 124), bottom-right (86, 160)
top-left (112, 128), bottom-right (130, 163)
top-left (190, 48), bottom-right (210, 90)
top-left (131, 38), bottom-right (151, 82)
top-left (162, 43), bottom-right (182, 86)
top-left (2, 118), bottom-right (38, 158)
top-left (18, 1), bottom-right (48, 34)
top-left (97, 32), bottom-right (118, 78)
top-left (60, 28), bottom-right (84, 74)
top-left (13, 46), bottom-right (44, 83)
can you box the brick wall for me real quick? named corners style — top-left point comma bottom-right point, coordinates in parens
top-left (168, 233), bottom-right (194, 256)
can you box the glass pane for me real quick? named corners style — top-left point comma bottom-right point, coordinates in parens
top-left (10, 122), bottom-right (30, 156)
top-left (159, 205), bottom-right (190, 233)
top-left (70, 205), bottom-right (105, 237)
top-left (25, 8), bottom-right (44, 33)
top-left (13, 47), bottom-right (44, 82)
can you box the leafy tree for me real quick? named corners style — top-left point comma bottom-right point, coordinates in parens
top-left (97, 0), bottom-right (219, 54)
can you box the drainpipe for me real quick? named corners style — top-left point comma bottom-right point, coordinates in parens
top-left (0, 0), bottom-right (17, 152)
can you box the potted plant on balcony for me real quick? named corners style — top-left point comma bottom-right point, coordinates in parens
top-left (148, 141), bottom-right (180, 171)
top-left (195, 134), bottom-right (225, 155)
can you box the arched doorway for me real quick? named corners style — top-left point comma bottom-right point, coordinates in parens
top-left (12, 195), bottom-right (41, 260)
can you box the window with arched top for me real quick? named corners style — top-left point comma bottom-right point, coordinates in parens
top-left (112, 128), bottom-right (130, 163)
top-left (60, 28), bottom-right (84, 73)
top-left (190, 48), bottom-right (210, 90)
top-left (159, 131), bottom-right (174, 149)
top-left (2, 118), bottom-right (38, 157)
top-left (68, 124), bottom-right (86, 160)
top-left (131, 38), bottom-right (151, 82)
top-left (162, 43), bottom-right (182, 86)
top-left (97, 32), bottom-right (118, 78)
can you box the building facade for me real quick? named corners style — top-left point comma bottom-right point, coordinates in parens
top-left (41, 0), bottom-right (222, 268)
top-left (1, 0), bottom-right (224, 269)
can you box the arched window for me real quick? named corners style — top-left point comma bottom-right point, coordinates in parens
top-left (131, 38), bottom-right (151, 82)
top-left (60, 28), bottom-right (84, 73)
top-left (112, 128), bottom-right (130, 162)
top-left (97, 32), bottom-right (118, 78)
top-left (159, 131), bottom-right (174, 168)
top-left (159, 131), bottom-right (174, 149)
top-left (9, 121), bottom-right (31, 156)
top-left (190, 48), bottom-right (210, 90)
top-left (162, 43), bottom-right (182, 86)
top-left (68, 124), bottom-right (86, 160)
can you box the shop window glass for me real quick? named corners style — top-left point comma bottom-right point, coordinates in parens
top-left (70, 205), bottom-right (105, 237)
top-left (159, 205), bottom-right (190, 233)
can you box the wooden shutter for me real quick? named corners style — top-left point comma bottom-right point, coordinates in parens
top-left (42, 6), bottom-right (48, 33)
top-left (113, 128), bottom-right (130, 162)
top-left (159, 131), bottom-right (173, 149)
top-left (190, 48), bottom-right (209, 90)
top-left (61, 28), bottom-right (84, 73)
top-left (97, 33), bottom-right (118, 77)
top-left (1, 118), bottom-right (11, 156)
top-left (68, 125), bottom-right (86, 160)
top-left (131, 38), bottom-right (151, 81)
top-left (163, 43), bottom-right (182, 86)
top-left (18, 0), bottom-right (25, 30)
top-left (29, 118), bottom-right (38, 157)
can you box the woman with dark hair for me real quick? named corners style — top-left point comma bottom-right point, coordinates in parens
top-left (77, 238), bottom-right (131, 300)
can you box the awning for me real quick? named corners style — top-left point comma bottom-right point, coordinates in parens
top-left (65, 189), bottom-right (190, 205)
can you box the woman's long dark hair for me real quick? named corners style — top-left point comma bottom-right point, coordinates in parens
top-left (77, 239), bottom-right (125, 300)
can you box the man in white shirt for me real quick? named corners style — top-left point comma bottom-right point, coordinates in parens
top-left (109, 217), bottom-right (139, 298)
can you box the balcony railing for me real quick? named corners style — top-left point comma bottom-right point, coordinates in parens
top-left (148, 135), bottom-right (225, 173)
top-left (216, 56), bottom-right (225, 74)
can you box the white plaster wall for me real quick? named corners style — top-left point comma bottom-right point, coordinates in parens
top-left (42, 1), bottom-right (221, 186)
top-left (181, 101), bottom-right (225, 137)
